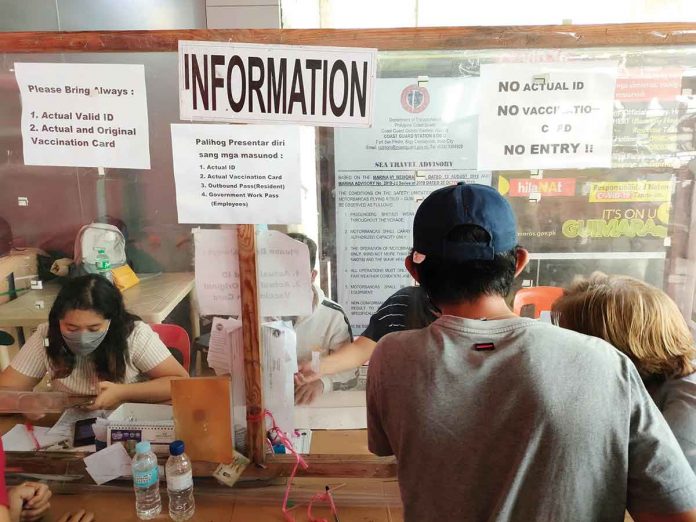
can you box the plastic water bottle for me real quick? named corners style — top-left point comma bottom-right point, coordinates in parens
top-left (166, 440), bottom-right (195, 521)
top-left (95, 247), bottom-right (113, 282)
top-left (132, 441), bottom-right (162, 520)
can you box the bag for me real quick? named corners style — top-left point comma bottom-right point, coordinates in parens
top-left (72, 223), bottom-right (127, 277)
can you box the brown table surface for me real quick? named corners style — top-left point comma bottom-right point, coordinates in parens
top-left (0, 414), bottom-right (400, 521)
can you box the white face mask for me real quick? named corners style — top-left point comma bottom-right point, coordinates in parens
top-left (61, 322), bottom-right (110, 356)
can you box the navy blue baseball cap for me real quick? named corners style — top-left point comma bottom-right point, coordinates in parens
top-left (412, 182), bottom-right (517, 264)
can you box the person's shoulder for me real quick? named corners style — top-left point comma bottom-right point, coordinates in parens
top-left (527, 321), bottom-right (631, 365)
top-left (127, 321), bottom-right (158, 345)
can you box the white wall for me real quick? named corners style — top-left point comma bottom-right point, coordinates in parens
top-left (281, 0), bottom-right (696, 29)
top-left (206, 0), bottom-right (281, 29)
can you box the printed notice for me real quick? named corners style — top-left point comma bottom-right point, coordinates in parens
top-left (171, 124), bottom-right (301, 224)
top-left (14, 63), bottom-right (150, 169)
top-left (477, 61), bottom-right (618, 170)
top-left (179, 41), bottom-right (376, 127)
top-left (334, 77), bottom-right (489, 332)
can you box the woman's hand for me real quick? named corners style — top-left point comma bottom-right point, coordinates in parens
top-left (86, 381), bottom-right (124, 411)
top-left (8, 482), bottom-right (52, 522)
top-left (57, 510), bottom-right (95, 522)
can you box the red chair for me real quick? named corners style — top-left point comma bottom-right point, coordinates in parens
top-left (150, 323), bottom-right (191, 373)
top-left (513, 286), bottom-right (564, 319)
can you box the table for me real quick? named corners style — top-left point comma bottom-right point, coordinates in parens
top-left (0, 415), bottom-right (400, 521)
top-left (0, 273), bottom-right (198, 368)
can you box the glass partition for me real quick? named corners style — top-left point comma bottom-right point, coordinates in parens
top-left (1, 37), bottom-right (696, 460)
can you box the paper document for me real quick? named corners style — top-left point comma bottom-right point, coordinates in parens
top-left (48, 408), bottom-right (107, 440)
top-left (84, 442), bottom-right (132, 485)
top-left (262, 321), bottom-right (297, 437)
top-left (2, 424), bottom-right (68, 451)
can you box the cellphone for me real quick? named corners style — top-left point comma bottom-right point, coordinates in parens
top-left (73, 417), bottom-right (97, 447)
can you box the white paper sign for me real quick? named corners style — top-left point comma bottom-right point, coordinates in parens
top-left (335, 77), bottom-right (481, 170)
top-left (194, 228), bottom-right (241, 316)
top-left (179, 41), bottom-right (376, 127)
top-left (171, 124), bottom-right (301, 224)
top-left (334, 77), bottom-right (491, 332)
top-left (194, 228), bottom-right (313, 317)
top-left (257, 230), bottom-right (313, 317)
top-left (262, 321), bottom-right (297, 436)
top-left (477, 61), bottom-right (618, 170)
top-left (14, 63), bottom-right (150, 169)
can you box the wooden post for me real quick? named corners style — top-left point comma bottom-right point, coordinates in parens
top-left (237, 224), bottom-right (265, 465)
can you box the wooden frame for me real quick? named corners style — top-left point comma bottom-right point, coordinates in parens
top-left (4, 24), bottom-right (696, 53)
top-left (4, 22), bottom-right (696, 478)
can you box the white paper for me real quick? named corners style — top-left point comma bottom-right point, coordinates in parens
top-left (194, 228), bottom-right (241, 316)
top-left (47, 408), bottom-right (107, 440)
top-left (207, 316), bottom-right (242, 375)
top-left (14, 63), bottom-right (150, 169)
top-left (171, 124), bottom-right (301, 224)
top-left (477, 61), bottom-right (618, 170)
top-left (334, 77), bottom-right (492, 332)
top-left (2, 424), bottom-right (68, 451)
top-left (84, 442), bottom-right (132, 485)
top-left (335, 77), bottom-right (481, 171)
top-left (179, 41), bottom-right (376, 127)
top-left (257, 230), bottom-right (313, 317)
top-left (194, 228), bottom-right (313, 318)
top-left (294, 391), bottom-right (367, 430)
top-left (262, 321), bottom-right (297, 436)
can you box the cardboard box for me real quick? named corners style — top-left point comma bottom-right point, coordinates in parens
top-left (106, 403), bottom-right (175, 455)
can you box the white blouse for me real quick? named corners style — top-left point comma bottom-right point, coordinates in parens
top-left (11, 321), bottom-right (172, 395)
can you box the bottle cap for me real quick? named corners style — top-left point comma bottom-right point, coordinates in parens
top-left (169, 440), bottom-right (185, 456)
top-left (135, 441), bottom-right (151, 454)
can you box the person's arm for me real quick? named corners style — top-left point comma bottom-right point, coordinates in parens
top-left (366, 343), bottom-right (392, 456)
top-left (0, 328), bottom-right (48, 392)
top-left (88, 356), bottom-right (188, 410)
top-left (296, 336), bottom-right (376, 385)
top-left (625, 364), bottom-right (696, 518)
top-left (0, 367), bottom-right (41, 392)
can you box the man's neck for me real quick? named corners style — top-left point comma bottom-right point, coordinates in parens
top-left (437, 295), bottom-right (516, 321)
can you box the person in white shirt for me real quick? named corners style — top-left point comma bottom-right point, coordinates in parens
top-left (287, 233), bottom-right (356, 405)
top-left (0, 274), bottom-right (188, 410)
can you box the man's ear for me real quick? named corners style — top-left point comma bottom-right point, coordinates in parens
top-left (514, 247), bottom-right (530, 277)
top-left (405, 255), bottom-right (420, 282)
top-left (311, 269), bottom-right (318, 283)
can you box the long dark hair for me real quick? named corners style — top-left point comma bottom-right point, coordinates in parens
top-left (48, 275), bottom-right (138, 382)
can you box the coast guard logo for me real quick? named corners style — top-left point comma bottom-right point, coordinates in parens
top-left (400, 84), bottom-right (430, 113)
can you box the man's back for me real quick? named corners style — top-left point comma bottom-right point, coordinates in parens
top-left (367, 316), bottom-right (696, 522)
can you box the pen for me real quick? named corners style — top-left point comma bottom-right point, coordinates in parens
top-left (325, 485), bottom-right (339, 522)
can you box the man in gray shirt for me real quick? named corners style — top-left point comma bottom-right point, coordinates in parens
top-left (367, 182), bottom-right (696, 522)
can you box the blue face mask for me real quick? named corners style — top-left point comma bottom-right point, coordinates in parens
top-left (61, 323), bottom-right (110, 356)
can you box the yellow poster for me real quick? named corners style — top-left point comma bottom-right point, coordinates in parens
top-left (588, 180), bottom-right (672, 203)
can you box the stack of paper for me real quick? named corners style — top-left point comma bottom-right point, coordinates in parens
top-left (2, 424), bottom-right (68, 451)
top-left (83, 443), bottom-right (132, 485)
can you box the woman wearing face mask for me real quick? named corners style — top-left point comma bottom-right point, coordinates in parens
top-left (0, 274), bottom-right (188, 410)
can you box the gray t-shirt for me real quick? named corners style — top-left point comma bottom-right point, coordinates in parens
top-left (367, 315), bottom-right (696, 522)
top-left (650, 372), bottom-right (696, 472)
